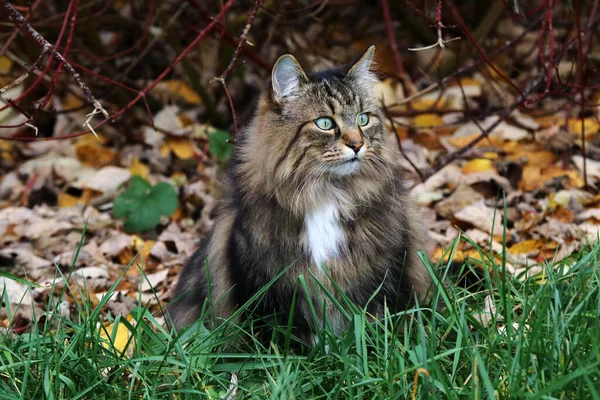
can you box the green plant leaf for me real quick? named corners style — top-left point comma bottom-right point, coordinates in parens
top-left (112, 175), bottom-right (178, 233)
top-left (148, 182), bottom-right (178, 217)
top-left (208, 128), bottom-right (234, 162)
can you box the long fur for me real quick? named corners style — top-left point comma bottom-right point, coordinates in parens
top-left (168, 49), bottom-right (431, 334)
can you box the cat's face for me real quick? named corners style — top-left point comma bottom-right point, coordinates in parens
top-left (270, 46), bottom-right (385, 178)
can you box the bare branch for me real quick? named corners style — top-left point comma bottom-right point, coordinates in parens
top-left (2, 0), bottom-right (109, 120)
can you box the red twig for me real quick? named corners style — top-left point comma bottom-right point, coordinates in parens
top-left (84, 0), bottom-right (155, 62)
top-left (213, 0), bottom-right (263, 136)
top-left (447, 0), bottom-right (525, 99)
top-left (435, 76), bottom-right (543, 172)
top-left (1, 0), bottom-right (235, 142)
top-left (0, 50), bottom-right (47, 95)
top-left (574, 1), bottom-right (588, 188)
top-left (37, 0), bottom-right (80, 113)
top-left (0, 0), bottom-right (43, 57)
top-left (1, 0), bottom-right (108, 124)
top-left (380, 0), bottom-right (410, 95)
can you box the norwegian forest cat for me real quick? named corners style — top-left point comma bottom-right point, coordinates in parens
top-left (169, 46), bottom-right (432, 338)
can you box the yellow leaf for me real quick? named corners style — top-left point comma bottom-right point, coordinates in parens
top-left (508, 240), bottom-right (543, 255)
top-left (57, 192), bottom-right (83, 208)
top-left (178, 113), bottom-right (195, 127)
top-left (75, 141), bottom-right (116, 168)
top-left (462, 158), bottom-right (494, 174)
top-left (447, 134), bottom-right (504, 149)
top-left (0, 56), bottom-right (12, 74)
top-left (519, 165), bottom-right (542, 191)
top-left (412, 98), bottom-right (447, 111)
top-left (413, 114), bottom-right (444, 128)
top-left (155, 80), bottom-right (202, 104)
top-left (567, 118), bottom-right (600, 139)
top-left (64, 93), bottom-right (84, 110)
top-left (160, 137), bottom-right (195, 159)
top-left (451, 77), bottom-right (481, 87)
top-left (482, 152), bottom-right (500, 160)
top-left (508, 150), bottom-right (556, 167)
top-left (131, 235), bottom-right (154, 261)
top-left (129, 157), bottom-right (149, 179)
top-left (76, 132), bottom-right (108, 144)
top-left (139, 240), bottom-right (155, 261)
top-left (98, 316), bottom-right (134, 357)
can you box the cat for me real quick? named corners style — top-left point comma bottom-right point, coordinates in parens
top-left (168, 46), bottom-right (432, 338)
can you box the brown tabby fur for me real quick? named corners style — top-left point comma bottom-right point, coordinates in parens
top-left (169, 47), bottom-right (431, 336)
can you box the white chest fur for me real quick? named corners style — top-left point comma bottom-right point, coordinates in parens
top-left (304, 202), bottom-right (345, 270)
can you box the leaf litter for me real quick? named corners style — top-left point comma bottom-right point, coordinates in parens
top-left (0, 9), bottom-right (599, 338)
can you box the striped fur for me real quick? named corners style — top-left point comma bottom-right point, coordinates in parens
top-left (168, 47), bottom-right (431, 334)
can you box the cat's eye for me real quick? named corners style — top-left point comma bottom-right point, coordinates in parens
top-left (315, 117), bottom-right (335, 130)
top-left (357, 113), bottom-right (369, 126)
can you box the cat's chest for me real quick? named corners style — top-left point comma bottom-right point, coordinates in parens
top-left (303, 202), bottom-right (346, 269)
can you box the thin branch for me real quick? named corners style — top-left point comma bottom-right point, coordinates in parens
top-left (0, 50), bottom-right (47, 94)
top-left (434, 76), bottom-right (543, 172)
top-left (2, 0), bottom-right (109, 120)
top-left (212, 0), bottom-right (262, 136)
top-left (380, 101), bottom-right (426, 182)
top-left (1, 0), bottom-right (235, 141)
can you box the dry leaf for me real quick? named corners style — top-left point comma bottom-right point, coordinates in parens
top-left (508, 240), bottom-right (543, 256)
top-left (98, 315), bottom-right (134, 357)
top-left (567, 118), bottom-right (600, 139)
top-left (75, 141), bottom-right (116, 168)
top-left (462, 158), bottom-right (494, 174)
top-left (414, 114), bottom-right (444, 128)
top-left (161, 138), bottom-right (195, 160)
top-left (454, 200), bottom-right (505, 236)
top-left (83, 166), bottom-right (131, 195)
top-left (129, 157), bottom-right (150, 179)
top-left (140, 269), bottom-right (169, 292)
top-left (154, 80), bottom-right (202, 104)
top-left (435, 184), bottom-right (484, 219)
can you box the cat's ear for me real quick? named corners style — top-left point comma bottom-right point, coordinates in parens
top-left (348, 45), bottom-right (376, 80)
top-left (272, 55), bottom-right (307, 103)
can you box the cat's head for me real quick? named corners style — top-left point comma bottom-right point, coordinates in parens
top-left (266, 46), bottom-right (386, 178)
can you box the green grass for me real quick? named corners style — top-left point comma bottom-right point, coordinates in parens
top-left (1, 238), bottom-right (600, 399)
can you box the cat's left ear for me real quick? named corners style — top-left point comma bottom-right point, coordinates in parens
top-left (348, 45), bottom-right (376, 79)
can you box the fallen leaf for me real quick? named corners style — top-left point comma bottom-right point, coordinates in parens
top-left (435, 184), bottom-right (484, 219)
top-left (462, 158), bottom-right (494, 174)
top-left (454, 199), bottom-right (505, 236)
top-left (75, 141), bottom-right (116, 168)
top-left (154, 79), bottom-right (202, 104)
top-left (414, 114), bottom-right (445, 128)
top-left (508, 240), bottom-right (543, 256)
top-left (83, 167), bottom-right (131, 195)
top-left (140, 269), bottom-right (169, 292)
top-left (99, 232), bottom-right (133, 257)
top-left (129, 157), bottom-right (150, 179)
top-left (161, 138), bottom-right (195, 159)
top-left (567, 117), bottom-right (600, 139)
top-left (98, 316), bottom-right (134, 357)
top-left (57, 192), bottom-right (84, 208)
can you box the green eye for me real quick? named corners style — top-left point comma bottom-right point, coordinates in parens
top-left (357, 113), bottom-right (369, 126)
top-left (315, 117), bottom-right (334, 130)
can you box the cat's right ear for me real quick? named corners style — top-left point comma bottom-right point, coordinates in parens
top-left (272, 55), bottom-right (307, 104)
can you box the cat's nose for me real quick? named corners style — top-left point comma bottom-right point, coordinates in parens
top-left (346, 141), bottom-right (364, 154)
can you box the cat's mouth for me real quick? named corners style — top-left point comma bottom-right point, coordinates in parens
top-left (327, 156), bottom-right (362, 176)
top-left (341, 157), bottom-right (360, 164)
